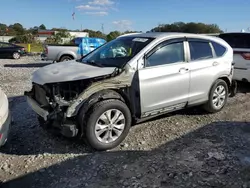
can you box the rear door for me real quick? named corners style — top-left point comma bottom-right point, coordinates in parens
top-left (187, 38), bottom-right (221, 104)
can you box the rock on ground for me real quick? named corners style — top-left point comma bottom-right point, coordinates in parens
top-left (1, 57), bottom-right (250, 188)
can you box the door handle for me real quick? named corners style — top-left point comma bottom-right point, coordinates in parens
top-left (213, 61), bottom-right (219, 66)
top-left (179, 67), bottom-right (189, 73)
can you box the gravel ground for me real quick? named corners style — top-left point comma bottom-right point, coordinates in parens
top-left (1, 57), bottom-right (250, 188)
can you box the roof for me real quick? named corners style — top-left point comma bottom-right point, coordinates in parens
top-left (118, 32), bottom-right (222, 39)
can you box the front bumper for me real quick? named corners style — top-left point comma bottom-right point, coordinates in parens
top-left (0, 111), bottom-right (12, 146)
top-left (26, 96), bottom-right (49, 121)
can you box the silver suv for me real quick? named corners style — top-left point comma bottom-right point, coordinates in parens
top-left (25, 32), bottom-right (235, 151)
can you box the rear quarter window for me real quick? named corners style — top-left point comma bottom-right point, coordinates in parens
top-left (211, 41), bottom-right (226, 57)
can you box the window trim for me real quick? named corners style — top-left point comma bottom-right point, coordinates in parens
top-left (186, 38), bottom-right (216, 62)
top-left (143, 38), bottom-right (187, 68)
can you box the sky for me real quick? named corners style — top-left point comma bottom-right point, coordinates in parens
top-left (0, 0), bottom-right (249, 33)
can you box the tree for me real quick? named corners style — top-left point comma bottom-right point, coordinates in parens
top-left (45, 30), bottom-right (71, 44)
top-left (39, 24), bottom-right (46, 30)
top-left (9, 33), bottom-right (36, 43)
top-left (27, 26), bottom-right (39, 35)
top-left (9, 23), bottom-right (25, 35)
top-left (106, 31), bottom-right (121, 41)
top-left (0, 23), bottom-right (8, 35)
top-left (151, 22), bottom-right (223, 34)
top-left (82, 29), bottom-right (106, 39)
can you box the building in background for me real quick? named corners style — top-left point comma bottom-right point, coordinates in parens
top-left (37, 30), bottom-right (89, 38)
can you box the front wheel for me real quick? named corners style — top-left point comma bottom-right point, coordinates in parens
top-left (82, 99), bottom-right (132, 151)
top-left (12, 52), bottom-right (20, 59)
top-left (59, 55), bottom-right (73, 62)
top-left (203, 79), bottom-right (228, 113)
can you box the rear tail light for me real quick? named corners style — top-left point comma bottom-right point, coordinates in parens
top-left (241, 53), bottom-right (250, 60)
top-left (45, 47), bottom-right (48, 54)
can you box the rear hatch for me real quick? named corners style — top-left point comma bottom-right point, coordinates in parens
top-left (218, 33), bottom-right (250, 70)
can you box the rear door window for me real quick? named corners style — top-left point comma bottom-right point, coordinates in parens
top-left (189, 41), bottom-right (213, 61)
top-left (219, 33), bottom-right (250, 48)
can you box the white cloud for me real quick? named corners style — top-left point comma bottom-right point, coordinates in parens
top-left (75, 0), bottom-right (115, 16)
top-left (85, 11), bottom-right (108, 16)
top-left (88, 0), bottom-right (114, 6)
top-left (113, 20), bottom-right (133, 31)
top-left (76, 5), bottom-right (103, 10)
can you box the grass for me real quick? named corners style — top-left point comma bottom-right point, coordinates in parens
top-left (18, 43), bottom-right (44, 53)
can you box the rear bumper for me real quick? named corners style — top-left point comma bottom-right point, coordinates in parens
top-left (0, 111), bottom-right (12, 146)
top-left (233, 68), bottom-right (250, 82)
top-left (41, 53), bottom-right (48, 61)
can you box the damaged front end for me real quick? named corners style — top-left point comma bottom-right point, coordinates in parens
top-left (24, 79), bottom-right (93, 138)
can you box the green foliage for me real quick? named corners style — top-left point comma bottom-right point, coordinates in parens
top-left (9, 33), bottom-right (37, 43)
top-left (0, 22), bottom-right (224, 46)
top-left (82, 29), bottom-right (106, 39)
top-left (45, 30), bottom-right (72, 44)
top-left (9, 23), bottom-right (25, 35)
top-left (39, 24), bottom-right (46, 30)
top-left (106, 31), bottom-right (121, 41)
top-left (151, 22), bottom-right (223, 33)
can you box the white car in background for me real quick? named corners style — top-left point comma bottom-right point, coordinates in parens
top-left (219, 32), bottom-right (250, 82)
top-left (0, 87), bottom-right (11, 147)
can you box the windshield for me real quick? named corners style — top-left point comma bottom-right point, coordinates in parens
top-left (81, 36), bottom-right (154, 68)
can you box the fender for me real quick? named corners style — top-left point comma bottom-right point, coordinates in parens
top-left (66, 70), bottom-right (134, 117)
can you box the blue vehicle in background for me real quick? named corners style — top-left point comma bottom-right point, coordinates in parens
top-left (75, 37), bottom-right (106, 57)
top-left (42, 37), bottom-right (106, 62)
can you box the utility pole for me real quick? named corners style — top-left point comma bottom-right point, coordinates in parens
top-left (81, 24), bottom-right (83, 31)
top-left (101, 23), bottom-right (104, 34)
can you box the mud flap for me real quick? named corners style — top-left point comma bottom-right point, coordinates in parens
top-left (229, 80), bottom-right (237, 97)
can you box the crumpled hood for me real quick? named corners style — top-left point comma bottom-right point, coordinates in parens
top-left (32, 60), bottom-right (116, 85)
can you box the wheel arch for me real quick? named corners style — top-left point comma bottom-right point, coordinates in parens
top-left (77, 88), bottom-right (133, 119)
top-left (76, 88), bottom-right (133, 137)
top-left (59, 54), bottom-right (74, 62)
top-left (208, 76), bottom-right (231, 96)
top-left (219, 76), bottom-right (231, 89)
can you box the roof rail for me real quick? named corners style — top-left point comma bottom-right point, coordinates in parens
top-left (117, 32), bottom-right (142, 38)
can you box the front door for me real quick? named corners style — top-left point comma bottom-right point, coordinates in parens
top-left (138, 39), bottom-right (190, 115)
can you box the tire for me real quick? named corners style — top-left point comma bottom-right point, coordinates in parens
top-left (81, 99), bottom-right (132, 151)
top-left (12, 52), bottom-right (20, 59)
top-left (59, 55), bottom-right (73, 62)
top-left (203, 79), bottom-right (228, 113)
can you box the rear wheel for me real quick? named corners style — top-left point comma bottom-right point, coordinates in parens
top-left (12, 52), bottom-right (20, 59)
top-left (80, 99), bottom-right (132, 151)
top-left (59, 55), bottom-right (73, 62)
top-left (203, 79), bottom-right (228, 113)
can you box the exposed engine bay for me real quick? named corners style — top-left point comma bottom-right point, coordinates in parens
top-left (24, 73), bottom-right (118, 137)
